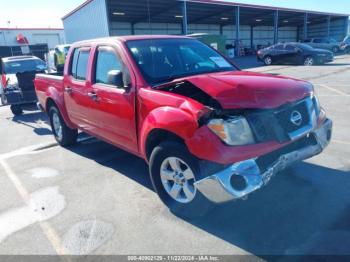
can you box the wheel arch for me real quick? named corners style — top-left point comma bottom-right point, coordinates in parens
top-left (140, 106), bottom-right (199, 161)
top-left (45, 96), bottom-right (76, 129)
top-left (145, 129), bottom-right (185, 161)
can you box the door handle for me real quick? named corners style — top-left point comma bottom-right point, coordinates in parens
top-left (65, 87), bottom-right (73, 95)
top-left (87, 92), bottom-right (99, 102)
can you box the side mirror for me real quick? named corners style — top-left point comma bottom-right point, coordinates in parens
top-left (107, 70), bottom-right (124, 88)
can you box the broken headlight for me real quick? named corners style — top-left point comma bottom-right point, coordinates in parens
top-left (207, 117), bottom-right (255, 146)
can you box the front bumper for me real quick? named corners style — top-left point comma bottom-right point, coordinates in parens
top-left (194, 119), bottom-right (332, 203)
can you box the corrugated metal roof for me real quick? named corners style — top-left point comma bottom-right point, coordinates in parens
top-left (62, 0), bottom-right (349, 21)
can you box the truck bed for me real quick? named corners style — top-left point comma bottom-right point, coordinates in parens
top-left (34, 73), bottom-right (64, 112)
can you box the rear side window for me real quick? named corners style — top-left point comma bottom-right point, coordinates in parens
top-left (274, 44), bottom-right (284, 50)
top-left (70, 48), bottom-right (90, 81)
top-left (70, 49), bottom-right (79, 78)
top-left (313, 39), bottom-right (323, 43)
top-left (285, 45), bottom-right (296, 51)
top-left (95, 48), bottom-right (122, 85)
top-left (76, 51), bottom-right (89, 81)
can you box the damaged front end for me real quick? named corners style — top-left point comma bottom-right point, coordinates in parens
top-left (193, 96), bottom-right (333, 203)
top-left (157, 80), bottom-right (332, 204)
top-left (194, 119), bottom-right (332, 203)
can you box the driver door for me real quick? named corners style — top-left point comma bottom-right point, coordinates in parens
top-left (88, 45), bottom-right (138, 154)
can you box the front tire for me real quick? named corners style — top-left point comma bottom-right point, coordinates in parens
top-left (49, 106), bottom-right (78, 146)
top-left (149, 141), bottom-right (214, 218)
top-left (10, 105), bottom-right (23, 116)
top-left (304, 56), bottom-right (315, 66)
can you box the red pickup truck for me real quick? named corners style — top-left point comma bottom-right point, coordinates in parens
top-left (35, 35), bottom-right (332, 216)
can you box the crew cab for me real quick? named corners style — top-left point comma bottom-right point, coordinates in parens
top-left (35, 36), bottom-right (332, 216)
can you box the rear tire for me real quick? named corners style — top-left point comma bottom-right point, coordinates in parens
top-left (49, 106), bottom-right (78, 147)
top-left (263, 56), bottom-right (273, 65)
top-left (149, 141), bottom-right (214, 219)
top-left (304, 56), bottom-right (314, 66)
top-left (10, 105), bottom-right (23, 116)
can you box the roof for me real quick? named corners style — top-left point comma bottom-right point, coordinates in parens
top-left (1, 56), bottom-right (39, 62)
top-left (62, 0), bottom-right (349, 21)
top-left (73, 35), bottom-right (191, 45)
top-left (0, 28), bottom-right (63, 31)
top-left (187, 0), bottom-right (349, 16)
top-left (62, 0), bottom-right (94, 20)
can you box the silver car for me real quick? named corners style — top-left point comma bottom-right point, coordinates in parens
top-left (302, 38), bottom-right (341, 53)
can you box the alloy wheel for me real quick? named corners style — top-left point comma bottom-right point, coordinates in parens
top-left (264, 56), bottom-right (272, 65)
top-left (52, 112), bottom-right (63, 141)
top-left (304, 57), bottom-right (314, 66)
top-left (160, 157), bottom-right (197, 204)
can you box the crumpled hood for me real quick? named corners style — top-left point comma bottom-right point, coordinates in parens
top-left (185, 71), bottom-right (313, 109)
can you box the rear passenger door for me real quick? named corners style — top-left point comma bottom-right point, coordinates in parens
top-left (284, 45), bottom-right (300, 64)
top-left (312, 39), bottom-right (323, 49)
top-left (272, 44), bottom-right (287, 63)
top-left (64, 47), bottom-right (94, 130)
top-left (89, 45), bottom-right (138, 154)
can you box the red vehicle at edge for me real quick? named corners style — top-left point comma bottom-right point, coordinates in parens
top-left (35, 35), bottom-right (332, 216)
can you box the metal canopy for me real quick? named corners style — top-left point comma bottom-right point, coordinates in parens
top-left (106, 0), bottom-right (347, 27)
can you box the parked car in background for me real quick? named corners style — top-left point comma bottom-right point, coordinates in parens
top-left (1, 56), bottom-right (47, 115)
top-left (302, 38), bottom-right (341, 53)
top-left (340, 36), bottom-right (350, 54)
top-left (35, 36), bottom-right (332, 216)
top-left (257, 42), bottom-right (334, 66)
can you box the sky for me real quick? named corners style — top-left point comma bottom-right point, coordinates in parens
top-left (0, 0), bottom-right (349, 28)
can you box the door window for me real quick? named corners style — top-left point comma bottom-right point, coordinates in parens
top-left (76, 51), bottom-right (90, 81)
top-left (274, 44), bottom-right (284, 50)
top-left (70, 48), bottom-right (90, 81)
top-left (285, 45), bottom-right (297, 51)
top-left (95, 48), bottom-right (122, 85)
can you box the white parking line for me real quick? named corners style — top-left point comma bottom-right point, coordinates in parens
top-left (333, 140), bottom-right (350, 146)
top-left (0, 160), bottom-right (67, 255)
top-left (316, 84), bottom-right (349, 96)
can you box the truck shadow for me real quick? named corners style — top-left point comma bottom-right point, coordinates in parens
top-left (10, 110), bottom-right (52, 136)
top-left (67, 138), bottom-right (350, 255)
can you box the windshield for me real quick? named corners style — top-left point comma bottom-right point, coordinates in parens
top-left (4, 59), bottom-right (47, 74)
top-left (126, 38), bottom-right (236, 85)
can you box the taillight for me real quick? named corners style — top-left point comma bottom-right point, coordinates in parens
top-left (1, 74), bottom-right (7, 90)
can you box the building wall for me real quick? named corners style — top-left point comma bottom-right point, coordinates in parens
top-left (299, 18), bottom-right (348, 41)
top-left (63, 1), bottom-right (347, 46)
top-left (63, 0), bottom-right (109, 43)
top-left (0, 29), bottom-right (65, 49)
top-left (109, 21), bottom-right (297, 47)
